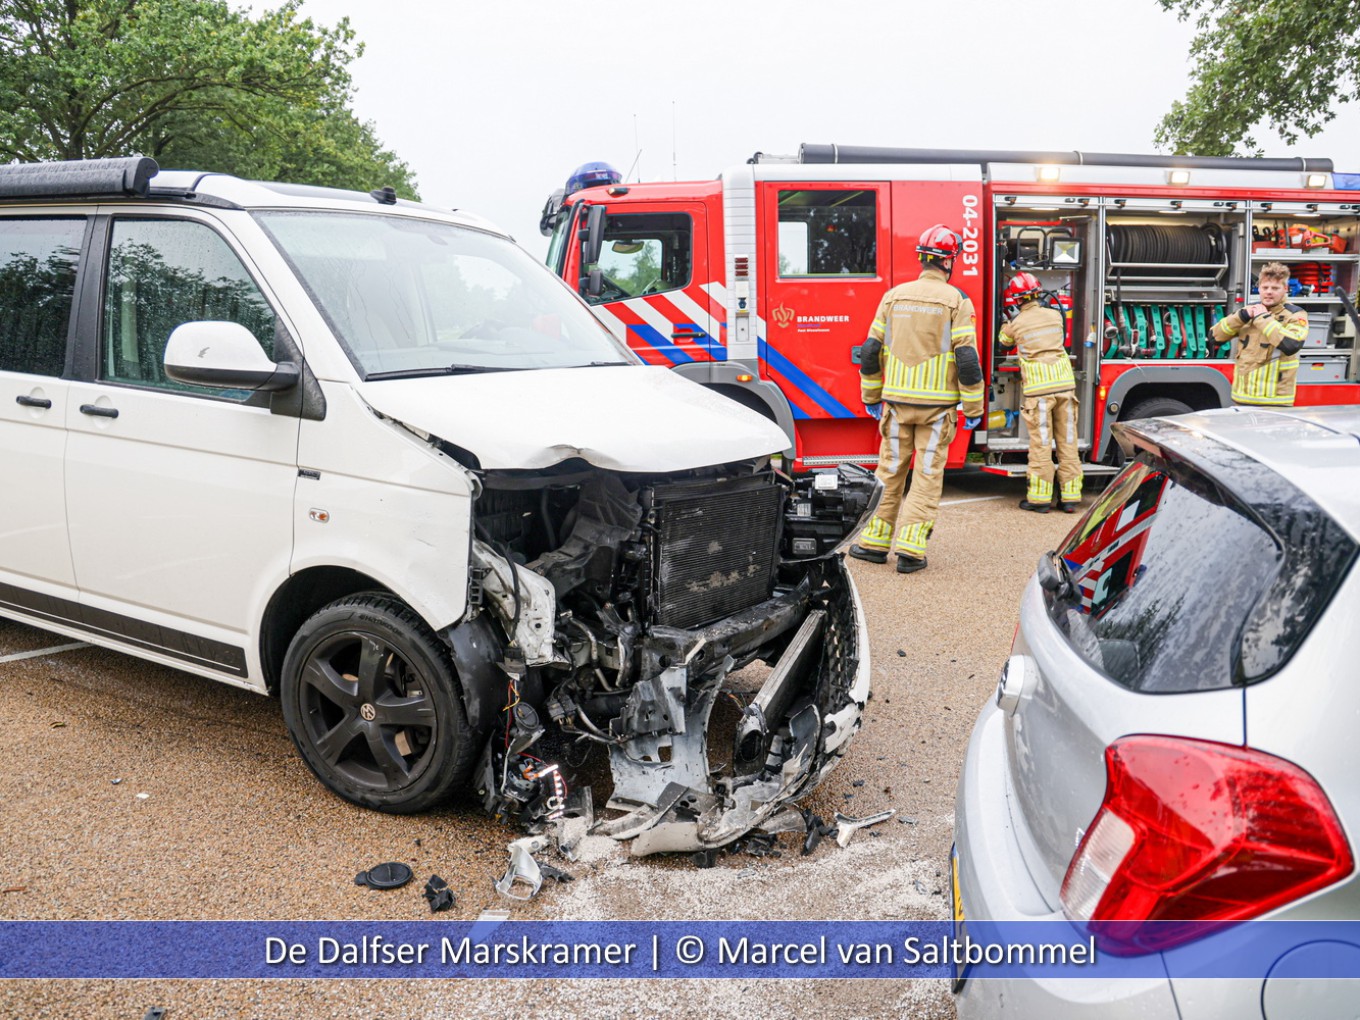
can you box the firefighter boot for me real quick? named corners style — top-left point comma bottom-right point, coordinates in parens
top-left (849, 545), bottom-right (889, 564)
top-left (1018, 499), bottom-right (1050, 514)
top-left (896, 554), bottom-right (927, 574)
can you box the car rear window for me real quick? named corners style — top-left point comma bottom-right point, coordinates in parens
top-left (1046, 453), bottom-right (1354, 693)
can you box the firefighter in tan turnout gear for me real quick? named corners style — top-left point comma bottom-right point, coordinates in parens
top-left (1210, 261), bottom-right (1309, 406)
top-left (850, 224), bottom-right (985, 574)
top-left (998, 272), bottom-right (1083, 513)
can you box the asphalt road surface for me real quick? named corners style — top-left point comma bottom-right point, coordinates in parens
top-left (0, 470), bottom-right (1078, 1019)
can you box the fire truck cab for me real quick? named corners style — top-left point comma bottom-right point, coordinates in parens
top-left (544, 145), bottom-right (1360, 475)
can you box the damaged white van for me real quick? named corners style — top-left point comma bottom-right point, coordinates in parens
top-left (0, 158), bottom-right (876, 849)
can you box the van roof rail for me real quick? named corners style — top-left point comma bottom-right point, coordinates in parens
top-left (0, 156), bottom-right (159, 200)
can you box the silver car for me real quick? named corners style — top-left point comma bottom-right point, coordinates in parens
top-left (953, 405), bottom-right (1360, 1017)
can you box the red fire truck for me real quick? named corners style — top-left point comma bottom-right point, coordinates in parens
top-left (542, 144), bottom-right (1360, 475)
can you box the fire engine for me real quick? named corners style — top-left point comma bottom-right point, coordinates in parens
top-left (542, 144), bottom-right (1360, 476)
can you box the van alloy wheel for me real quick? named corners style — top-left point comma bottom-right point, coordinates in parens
top-left (281, 593), bottom-right (475, 813)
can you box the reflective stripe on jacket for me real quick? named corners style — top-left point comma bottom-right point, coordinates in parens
top-left (1211, 302), bottom-right (1308, 406)
top-left (862, 267), bottom-right (982, 413)
top-left (999, 303), bottom-right (1075, 396)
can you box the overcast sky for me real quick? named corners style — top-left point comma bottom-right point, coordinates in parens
top-left (293, 0), bottom-right (1358, 257)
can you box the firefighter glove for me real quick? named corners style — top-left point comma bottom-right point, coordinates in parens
top-left (963, 415), bottom-right (982, 430)
top-left (864, 402), bottom-right (883, 420)
top-left (1238, 307), bottom-right (1254, 325)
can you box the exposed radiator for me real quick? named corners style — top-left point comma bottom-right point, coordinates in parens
top-left (648, 475), bottom-right (783, 629)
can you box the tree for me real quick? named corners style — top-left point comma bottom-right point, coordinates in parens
top-left (1154, 0), bottom-right (1360, 155)
top-left (0, 0), bottom-right (416, 196)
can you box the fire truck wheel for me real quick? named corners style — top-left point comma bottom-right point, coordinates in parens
top-left (1123, 396), bottom-right (1193, 422)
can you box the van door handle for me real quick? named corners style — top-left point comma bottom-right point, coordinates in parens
top-left (79, 404), bottom-right (119, 419)
top-left (16, 395), bottom-right (52, 409)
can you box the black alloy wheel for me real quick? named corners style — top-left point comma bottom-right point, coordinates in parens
top-left (281, 593), bottom-right (475, 813)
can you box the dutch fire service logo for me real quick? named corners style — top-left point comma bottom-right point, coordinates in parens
top-left (772, 304), bottom-right (795, 328)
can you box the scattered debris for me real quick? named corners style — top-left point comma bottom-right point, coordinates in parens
top-left (50, 721), bottom-right (66, 728)
top-left (739, 832), bottom-right (780, 857)
top-left (799, 809), bottom-right (838, 856)
top-left (135, 793), bottom-right (149, 800)
top-left (494, 835), bottom-right (551, 901)
top-left (690, 849), bottom-right (718, 869)
top-left (897, 649), bottom-right (906, 657)
top-left (354, 862), bottom-right (413, 890)
top-left (833, 809), bottom-right (895, 848)
top-left (736, 867), bottom-right (758, 879)
top-left (914, 879), bottom-right (929, 895)
top-left (422, 874), bottom-right (455, 913)
top-left (1, 886), bottom-right (26, 894)
top-left (851, 779), bottom-right (865, 787)
top-left (538, 863), bottom-right (575, 884)
top-left (142, 1008), bottom-right (167, 1020)
top-left (898, 816), bottom-right (918, 825)
top-left (110, 779), bottom-right (122, 786)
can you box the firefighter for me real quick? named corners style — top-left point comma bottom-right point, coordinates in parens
top-left (849, 224), bottom-right (984, 573)
top-left (998, 272), bottom-right (1082, 513)
top-left (1210, 262), bottom-right (1309, 406)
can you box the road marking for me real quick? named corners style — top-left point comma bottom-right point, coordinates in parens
top-left (940, 495), bottom-right (1005, 506)
top-left (0, 641), bottom-right (90, 664)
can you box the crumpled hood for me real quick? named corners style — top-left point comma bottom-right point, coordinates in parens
top-left (356, 365), bottom-right (789, 471)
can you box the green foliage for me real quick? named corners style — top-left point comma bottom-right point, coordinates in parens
top-left (0, 0), bottom-right (416, 196)
top-left (1155, 0), bottom-right (1360, 155)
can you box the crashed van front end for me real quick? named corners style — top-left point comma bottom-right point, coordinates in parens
top-left (459, 457), bottom-right (878, 853)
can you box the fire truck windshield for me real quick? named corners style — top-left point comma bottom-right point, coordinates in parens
top-left (257, 210), bottom-right (633, 378)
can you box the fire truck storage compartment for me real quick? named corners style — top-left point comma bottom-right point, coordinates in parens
top-left (1247, 201), bottom-right (1359, 383)
top-left (988, 198), bottom-right (1096, 442)
top-left (1102, 198), bottom-right (1245, 362)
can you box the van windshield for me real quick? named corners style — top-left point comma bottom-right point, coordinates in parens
top-left (256, 211), bottom-right (634, 378)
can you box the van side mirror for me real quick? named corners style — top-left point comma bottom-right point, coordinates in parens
top-left (164, 321), bottom-right (300, 392)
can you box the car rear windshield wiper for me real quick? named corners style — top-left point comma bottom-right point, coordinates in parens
top-left (1036, 550), bottom-right (1077, 601)
top-left (566, 361), bottom-right (632, 368)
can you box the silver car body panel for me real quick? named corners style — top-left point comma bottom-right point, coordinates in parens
top-left (955, 405), bottom-right (1360, 1017)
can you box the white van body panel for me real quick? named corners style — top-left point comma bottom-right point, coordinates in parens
top-left (291, 384), bottom-right (475, 630)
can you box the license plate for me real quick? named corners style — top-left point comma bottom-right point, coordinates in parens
top-left (950, 844), bottom-right (970, 993)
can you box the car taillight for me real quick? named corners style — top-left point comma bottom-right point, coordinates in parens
top-left (1060, 735), bottom-right (1353, 955)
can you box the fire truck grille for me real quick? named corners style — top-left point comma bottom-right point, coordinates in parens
top-left (651, 479), bottom-right (783, 630)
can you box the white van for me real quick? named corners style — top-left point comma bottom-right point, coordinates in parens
top-left (0, 158), bottom-right (875, 847)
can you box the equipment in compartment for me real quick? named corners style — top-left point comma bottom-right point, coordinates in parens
top-left (1103, 217), bottom-right (1237, 360)
top-left (1106, 224), bottom-right (1228, 278)
top-left (997, 220), bottom-right (1086, 347)
top-left (1101, 301), bottom-right (1229, 359)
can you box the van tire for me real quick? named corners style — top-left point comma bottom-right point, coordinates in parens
top-left (281, 592), bottom-right (476, 813)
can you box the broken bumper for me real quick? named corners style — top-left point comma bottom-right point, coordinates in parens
top-left (602, 557), bottom-right (871, 854)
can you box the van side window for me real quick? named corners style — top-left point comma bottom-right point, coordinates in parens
top-left (102, 219), bottom-right (276, 393)
top-left (777, 190), bottom-right (877, 277)
top-left (0, 217), bottom-right (85, 377)
top-left (589, 212), bottom-right (692, 305)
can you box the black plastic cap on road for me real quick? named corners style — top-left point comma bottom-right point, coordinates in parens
top-left (354, 861), bottom-right (414, 890)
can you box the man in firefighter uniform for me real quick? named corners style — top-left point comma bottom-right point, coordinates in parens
top-left (998, 272), bottom-right (1083, 513)
top-left (849, 224), bottom-right (984, 573)
top-left (1210, 262), bottom-right (1309, 406)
